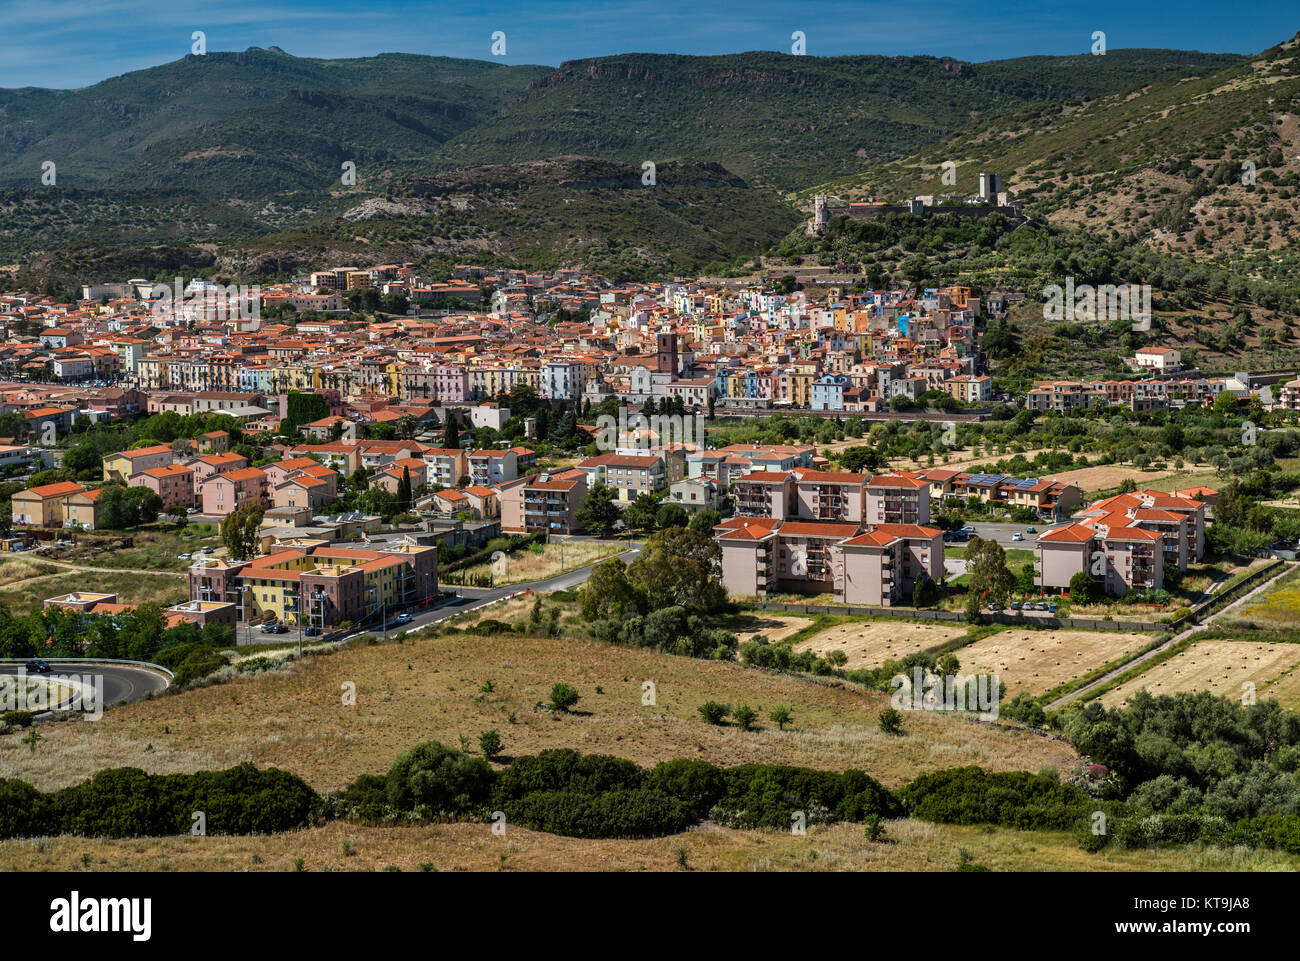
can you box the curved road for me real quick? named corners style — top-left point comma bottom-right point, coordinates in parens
top-left (0, 662), bottom-right (170, 710)
top-left (336, 546), bottom-right (644, 641)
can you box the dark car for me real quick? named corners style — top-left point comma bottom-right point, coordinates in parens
top-left (304, 627), bottom-right (322, 637)
top-left (25, 658), bottom-right (51, 673)
top-left (260, 622), bottom-right (287, 634)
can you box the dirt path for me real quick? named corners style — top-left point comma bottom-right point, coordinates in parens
top-left (6, 556), bottom-right (186, 578)
top-left (1046, 562), bottom-right (1295, 708)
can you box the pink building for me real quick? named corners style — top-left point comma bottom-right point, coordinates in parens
top-left (716, 517), bottom-right (943, 606)
top-left (433, 365), bottom-right (469, 403)
top-left (201, 467), bottom-right (267, 516)
top-left (130, 464), bottom-right (195, 508)
top-left (188, 452), bottom-right (248, 484)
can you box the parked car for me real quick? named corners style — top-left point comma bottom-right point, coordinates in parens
top-left (260, 622), bottom-right (287, 634)
top-left (25, 658), bottom-right (51, 673)
top-left (304, 626), bottom-right (322, 637)
top-left (1035, 601), bottom-right (1049, 611)
top-left (1010, 601), bottom-right (1021, 611)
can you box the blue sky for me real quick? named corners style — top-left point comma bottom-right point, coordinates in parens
top-left (1, 0), bottom-right (1294, 89)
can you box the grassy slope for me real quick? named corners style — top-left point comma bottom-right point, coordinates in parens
top-left (0, 604), bottom-right (1079, 793)
top-left (6, 818), bottom-right (1296, 872)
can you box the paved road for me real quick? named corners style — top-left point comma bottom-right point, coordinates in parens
top-left (0, 661), bottom-right (170, 710)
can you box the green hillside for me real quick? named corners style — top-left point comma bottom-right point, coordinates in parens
top-left (0, 47), bottom-right (551, 187)
top-left (433, 49), bottom-right (1246, 191)
top-left (798, 34), bottom-right (1300, 278)
top-left (11, 158), bottom-right (801, 288)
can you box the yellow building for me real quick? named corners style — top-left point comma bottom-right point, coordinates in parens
top-left (189, 542), bottom-right (438, 628)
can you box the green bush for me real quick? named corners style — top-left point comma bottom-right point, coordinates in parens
top-left (711, 764), bottom-right (900, 829)
top-left (506, 789), bottom-right (691, 839)
top-left (328, 774), bottom-right (392, 823)
top-left (698, 701), bottom-right (730, 725)
top-left (384, 741), bottom-right (494, 818)
top-left (154, 642), bottom-right (229, 686)
top-left (1231, 814), bottom-right (1300, 853)
top-left (4, 763), bottom-right (317, 839)
top-left (899, 767), bottom-right (1094, 831)
top-left (646, 759), bottom-right (727, 819)
top-left (0, 778), bottom-right (46, 837)
top-left (548, 683), bottom-right (580, 712)
top-left (1, 710), bottom-right (34, 729)
top-left (493, 749), bottom-right (643, 802)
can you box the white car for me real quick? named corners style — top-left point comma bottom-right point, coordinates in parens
top-left (1011, 532), bottom-right (1024, 542)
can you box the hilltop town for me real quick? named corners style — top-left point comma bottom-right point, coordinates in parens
top-left (3, 19), bottom-right (1300, 887)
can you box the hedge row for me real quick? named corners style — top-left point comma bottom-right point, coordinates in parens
top-left (0, 764), bottom-right (316, 839)
top-left (10, 745), bottom-right (1300, 851)
top-left (324, 745), bottom-right (902, 839)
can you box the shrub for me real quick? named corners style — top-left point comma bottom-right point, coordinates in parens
top-left (154, 642), bottom-right (229, 686)
top-left (711, 764), bottom-right (900, 829)
top-left (328, 774), bottom-right (392, 823)
top-left (1002, 692), bottom-right (1047, 727)
top-left (384, 741), bottom-right (495, 817)
top-left (493, 750), bottom-right (644, 802)
top-left (645, 759), bottom-right (727, 819)
top-left (506, 789), bottom-right (691, 838)
top-left (878, 708), bottom-right (904, 735)
top-left (32, 764), bottom-right (316, 838)
top-left (698, 701), bottom-right (730, 725)
top-left (733, 705), bottom-right (757, 731)
top-left (549, 683), bottom-right (580, 712)
top-left (2, 711), bottom-right (34, 729)
top-left (479, 730), bottom-right (502, 760)
top-left (0, 778), bottom-right (47, 837)
top-left (899, 767), bottom-right (1095, 831)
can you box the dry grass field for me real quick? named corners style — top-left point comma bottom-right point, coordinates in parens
top-left (955, 630), bottom-right (1158, 698)
top-left (731, 613), bottom-right (812, 645)
top-left (794, 621), bottom-right (968, 669)
top-left (0, 555), bottom-right (60, 587)
top-left (3, 818), bottom-right (1294, 873)
top-left (0, 620), bottom-right (1080, 794)
top-left (448, 541), bottom-right (623, 585)
top-left (1101, 640), bottom-right (1300, 709)
top-left (0, 570), bottom-right (186, 614)
top-left (1220, 567), bottom-right (1300, 635)
top-left (1047, 464), bottom-right (1179, 491)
